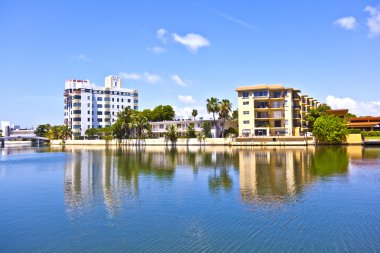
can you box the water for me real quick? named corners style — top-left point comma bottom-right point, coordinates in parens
top-left (1, 146), bottom-right (380, 252)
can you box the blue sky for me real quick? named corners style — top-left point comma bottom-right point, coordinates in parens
top-left (1, 0), bottom-right (380, 126)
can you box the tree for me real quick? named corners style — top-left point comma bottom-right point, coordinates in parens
top-left (307, 103), bottom-right (331, 130)
top-left (35, 124), bottom-right (51, 137)
top-left (232, 109), bottom-right (238, 121)
top-left (165, 124), bottom-right (178, 145)
top-left (134, 115), bottom-right (151, 139)
top-left (85, 128), bottom-right (99, 140)
top-left (186, 123), bottom-right (197, 138)
top-left (48, 126), bottom-right (61, 140)
top-left (59, 125), bottom-right (72, 140)
top-left (151, 105), bottom-right (175, 121)
top-left (202, 122), bottom-right (212, 138)
top-left (98, 126), bottom-right (113, 140)
top-left (219, 99), bottom-right (232, 137)
top-left (206, 97), bottom-right (220, 137)
top-left (192, 109), bottom-right (198, 120)
top-left (312, 115), bottom-right (348, 144)
top-left (116, 107), bottom-right (135, 138)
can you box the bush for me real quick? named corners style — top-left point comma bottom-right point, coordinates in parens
top-left (362, 131), bottom-right (380, 137)
top-left (348, 129), bottom-right (361, 134)
top-left (313, 115), bottom-right (348, 144)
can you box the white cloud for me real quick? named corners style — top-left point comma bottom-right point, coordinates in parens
top-left (143, 72), bottom-right (161, 83)
top-left (178, 95), bottom-right (197, 104)
top-left (326, 95), bottom-right (380, 116)
top-left (119, 72), bottom-right (141, 80)
top-left (171, 74), bottom-right (187, 86)
top-left (172, 33), bottom-right (210, 53)
top-left (147, 46), bottom-right (167, 54)
top-left (173, 105), bottom-right (209, 119)
top-left (334, 16), bottom-right (357, 30)
top-left (69, 54), bottom-right (89, 61)
top-left (216, 12), bottom-right (257, 31)
top-left (157, 28), bottom-right (168, 43)
top-left (119, 71), bottom-right (161, 84)
top-left (364, 5), bottom-right (380, 37)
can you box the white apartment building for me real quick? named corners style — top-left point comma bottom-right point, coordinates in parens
top-left (64, 75), bottom-right (138, 137)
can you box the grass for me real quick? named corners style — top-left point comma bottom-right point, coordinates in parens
top-left (365, 136), bottom-right (380, 140)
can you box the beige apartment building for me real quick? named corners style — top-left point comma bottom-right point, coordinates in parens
top-left (236, 84), bottom-right (319, 137)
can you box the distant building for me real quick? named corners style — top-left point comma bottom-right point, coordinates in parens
top-left (149, 119), bottom-right (237, 138)
top-left (64, 75), bottom-right (138, 137)
top-left (348, 116), bottom-right (380, 131)
top-left (236, 84), bottom-right (320, 137)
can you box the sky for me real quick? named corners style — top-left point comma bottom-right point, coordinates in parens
top-left (1, 0), bottom-right (380, 127)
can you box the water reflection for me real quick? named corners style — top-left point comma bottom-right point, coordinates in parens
top-left (60, 146), bottom-right (350, 214)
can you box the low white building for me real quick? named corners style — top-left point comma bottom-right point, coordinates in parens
top-left (149, 119), bottom-right (237, 138)
top-left (64, 75), bottom-right (138, 137)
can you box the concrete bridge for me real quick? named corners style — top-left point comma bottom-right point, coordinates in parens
top-left (0, 136), bottom-right (50, 148)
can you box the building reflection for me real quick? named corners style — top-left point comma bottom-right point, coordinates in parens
top-left (61, 145), bottom-right (350, 214)
top-left (239, 147), bottom-right (349, 204)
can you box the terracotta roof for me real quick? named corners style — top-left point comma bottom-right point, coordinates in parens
top-left (348, 122), bottom-right (380, 128)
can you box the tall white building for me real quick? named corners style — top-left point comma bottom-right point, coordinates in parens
top-left (64, 75), bottom-right (138, 137)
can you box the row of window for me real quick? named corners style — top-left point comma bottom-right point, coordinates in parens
top-left (67, 89), bottom-right (138, 97)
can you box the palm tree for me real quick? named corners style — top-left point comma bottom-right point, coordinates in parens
top-left (219, 99), bottom-right (232, 137)
top-left (165, 124), bottom-right (178, 146)
top-left (206, 97), bottom-right (220, 137)
top-left (59, 125), bottom-right (72, 140)
top-left (48, 126), bottom-right (61, 140)
top-left (117, 108), bottom-right (134, 138)
top-left (135, 115), bottom-right (151, 139)
top-left (192, 109), bottom-right (198, 120)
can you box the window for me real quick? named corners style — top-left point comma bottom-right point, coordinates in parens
top-left (243, 101), bottom-right (249, 105)
top-left (121, 99), bottom-right (124, 102)
top-left (97, 111), bottom-right (102, 115)
top-left (134, 100), bottom-right (138, 103)
top-left (87, 125), bottom-right (90, 129)
top-left (87, 110), bottom-right (90, 114)
top-left (97, 97), bottom-right (102, 101)
top-left (97, 104), bottom-right (102, 108)
top-left (87, 103), bottom-right (90, 107)
top-left (98, 118), bottom-right (103, 122)
top-left (73, 95), bottom-right (81, 99)
top-left (243, 120), bottom-right (250, 124)
top-left (105, 104), bottom-right (110, 108)
top-left (73, 125), bottom-right (81, 129)
top-left (243, 111), bottom-right (250, 115)
top-left (112, 98), bottom-right (114, 102)
top-left (274, 120), bottom-right (282, 127)
top-left (285, 120), bottom-right (289, 126)
top-left (73, 102), bottom-right (81, 107)
top-left (134, 93), bottom-right (138, 97)
top-left (159, 124), bottom-right (164, 129)
top-left (104, 97), bottom-right (110, 101)
top-left (117, 105), bottom-right (119, 109)
top-left (284, 99), bottom-right (288, 106)
top-left (88, 118), bottom-right (90, 122)
top-left (104, 111), bottom-right (110, 115)
top-left (112, 112), bottom-right (114, 115)
top-left (73, 118), bottom-right (81, 121)
top-left (73, 110), bottom-right (81, 114)
top-left (242, 92), bottom-right (249, 98)
top-left (128, 99), bottom-right (131, 103)
top-left (117, 98), bottom-right (119, 102)
top-left (272, 91), bottom-right (282, 98)
top-left (256, 102), bottom-right (268, 108)
top-left (273, 111), bottom-right (282, 118)
top-left (112, 105), bottom-right (114, 108)
top-left (256, 112), bottom-right (269, 118)
top-left (87, 96), bottom-right (90, 100)
top-left (134, 106), bottom-right (138, 110)
top-left (121, 105), bottom-right (124, 109)
top-left (271, 101), bottom-right (282, 108)
top-left (253, 90), bottom-right (268, 97)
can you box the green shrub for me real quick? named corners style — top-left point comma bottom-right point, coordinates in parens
top-left (348, 129), bottom-right (361, 134)
top-left (362, 131), bottom-right (380, 137)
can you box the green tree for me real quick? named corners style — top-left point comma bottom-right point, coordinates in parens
top-left (85, 128), bottom-right (99, 140)
top-left (232, 109), bottom-right (238, 121)
top-left (206, 97), bottom-right (220, 137)
top-left (98, 126), bottom-right (113, 140)
top-left (307, 103), bottom-right (331, 130)
top-left (165, 124), bottom-right (178, 145)
top-left (116, 107), bottom-right (135, 138)
top-left (59, 125), bottom-right (73, 140)
top-left (192, 109), bottom-right (198, 120)
top-left (313, 115), bottom-right (348, 144)
top-left (48, 126), bottom-right (61, 140)
top-left (202, 122), bottom-right (212, 138)
top-left (151, 105), bottom-right (175, 121)
top-left (186, 123), bottom-right (197, 138)
top-left (134, 115), bottom-right (151, 139)
top-left (219, 99), bottom-right (232, 137)
top-left (35, 124), bottom-right (51, 137)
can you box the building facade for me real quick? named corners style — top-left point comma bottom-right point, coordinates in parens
top-left (236, 84), bottom-right (319, 137)
top-left (150, 119), bottom-right (238, 138)
top-left (64, 75), bottom-right (138, 137)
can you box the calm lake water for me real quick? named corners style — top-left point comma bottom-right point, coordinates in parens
top-left (1, 146), bottom-right (380, 252)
